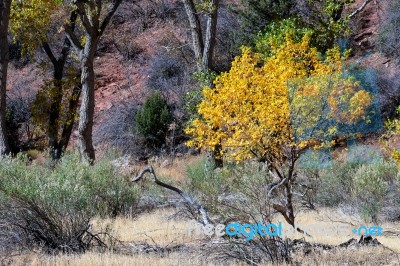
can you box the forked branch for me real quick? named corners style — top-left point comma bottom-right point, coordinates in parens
top-left (132, 166), bottom-right (211, 225)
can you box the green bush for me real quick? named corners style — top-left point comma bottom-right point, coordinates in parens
top-left (233, 0), bottom-right (294, 47)
top-left (255, 18), bottom-right (310, 58)
top-left (136, 92), bottom-right (172, 149)
top-left (316, 162), bottom-right (358, 206)
top-left (0, 152), bottom-right (141, 253)
top-left (353, 163), bottom-right (388, 222)
top-left (185, 157), bottom-right (232, 213)
top-left (316, 159), bottom-right (396, 222)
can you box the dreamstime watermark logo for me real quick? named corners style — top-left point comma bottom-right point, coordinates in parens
top-left (188, 221), bottom-right (384, 240)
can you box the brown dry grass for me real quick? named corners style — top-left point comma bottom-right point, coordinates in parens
top-left (6, 207), bottom-right (399, 266)
top-left (277, 208), bottom-right (400, 253)
top-left (4, 155), bottom-right (400, 265)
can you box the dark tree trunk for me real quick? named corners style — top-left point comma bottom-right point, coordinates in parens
top-left (48, 64), bottom-right (64, 158)
top-left (57, 84), bottom-right (81, 159)
top-left (42, 11), bottom-right (79, 161)
top-left (0, 0), bottom-right (11, 156)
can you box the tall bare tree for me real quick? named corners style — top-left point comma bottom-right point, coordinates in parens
top-left (182, 0), bottom-right (219, 72)
top-left (64, 0), bottom-right (122, 163)
top-left (0, 0), bottom-right (11, 156)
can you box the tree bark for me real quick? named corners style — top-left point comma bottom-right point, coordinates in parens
top-left (181, 0), bottom-right (219, 72)
top-left (0, 0), bottom-right (11, 156)
top-left (202, 0), bottom-right (219, 71)
top-left (77, 38), bottom-right (97, 163)
top-left (42, 11), bottom-right (79, 160)
top-left (64, 0), bottom-right (122, 163)
top-left (182, 0), bottom-right (204, 70)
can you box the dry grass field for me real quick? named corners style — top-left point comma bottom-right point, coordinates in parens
top-left (4, 207), bottom-right (399, 266)
top-left (2, 156), bottom-right (399, 266)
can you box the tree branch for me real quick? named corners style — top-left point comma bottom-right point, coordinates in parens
top-left (63, 25), bottom-right (83, 52)
top-left (132, 166), bottom-right (211, 225)
top-left (267, 177), bottom-right (288, 197)
top-left (73, 0), bottom-right (94, 35)
top-left (41, 42), bottom-right (57, 66)
top-left (349, 0), bottom-right (372, 18)
top-left (99, 0), bottom-right (122, 36)
top-left (60, 10), bottom-right (78, 62)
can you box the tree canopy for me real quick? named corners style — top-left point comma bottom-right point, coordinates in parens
top-left (185, 33), bottom-right (372, 163)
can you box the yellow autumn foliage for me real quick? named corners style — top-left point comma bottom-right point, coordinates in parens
top-left (185, 34), bottom-right (372, 162)
top-left (10, 0), bottom-right (59, 56)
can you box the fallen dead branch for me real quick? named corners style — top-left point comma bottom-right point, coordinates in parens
top-left (132, 165), bottom-right (211, 225)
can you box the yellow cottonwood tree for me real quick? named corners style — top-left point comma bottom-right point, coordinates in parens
top-left (186, 34), bottom-right (371, 162)
top-left (185, 33), bottom-right (372, 226)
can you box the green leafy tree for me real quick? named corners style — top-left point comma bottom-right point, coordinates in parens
top-left (233, 0), bottom-right (294, 46)
top-left (136, 93), bottom-right (173, 149)
top-left (10, 1), bottom-right (81, 160)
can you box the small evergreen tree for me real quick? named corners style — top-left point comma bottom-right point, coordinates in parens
top-left (136, 92), bottom-right (172, 149)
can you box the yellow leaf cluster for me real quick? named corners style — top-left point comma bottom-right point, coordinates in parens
top-left (185, 34), bottom-right (372, 162)
top-left (10, 0), bottom-right (58, 56)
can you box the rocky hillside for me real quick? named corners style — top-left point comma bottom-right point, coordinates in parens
top-left (6, 0), bottom-right (399, 156)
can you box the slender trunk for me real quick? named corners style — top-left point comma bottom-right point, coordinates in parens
top-left (48, 64), bottom-right (64, 159)
top-left (201, 0), bottom-right (219, 71)
top-left (64, 0), bottom-right (122, 163)
top-left (0, 0), bottom-right (11, 156)
top-left (44, 11), bottom-right (78, 160)
top-left (77, 38), bottom-right (97, 163)
top-left (182, 0), bottom-right (204, 71)
top-left (57, 84), bottom-right (81, 159)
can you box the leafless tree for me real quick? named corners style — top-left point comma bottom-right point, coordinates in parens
top-left (64, 0), bottom-right (123, 163)
top-left (182, 0), bottom-right (219, 72)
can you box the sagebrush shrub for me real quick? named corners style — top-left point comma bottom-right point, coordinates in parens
top-left (316, 162), bottom-right (358, 206)
top-left (0, 152), bottom-right (141, 253)
top-left (353, 163), bottom-right (388, 222)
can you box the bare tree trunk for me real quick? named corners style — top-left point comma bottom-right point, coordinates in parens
top-left (202, 0), bottom-right (219, 71)
top-left (0, 0), bottom-right (11, 156)
top-left (64, 0), bottom-right (122, 163)
top-left (181, 0), bottom-right (219, 72)
top-left (182, 0), bottom-right (204, 70)
top-left (77, 39), bottom-right (97, 163)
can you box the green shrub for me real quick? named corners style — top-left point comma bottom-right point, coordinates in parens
top-left (255, 18), bottom-right (310, 58)
top-left (353, 163), bottom-right (388, 222)
top-left (0, 152), bottom-right (141, 253)
top-left (316, 162), bottom-right (358, 206)
top-left (353, 163), bottom-right (389, 199)
top-left (185, 157), bottom-right (232, 213)
top-left (136, 92), bottom-right (172, 149)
